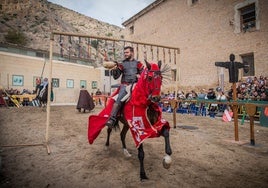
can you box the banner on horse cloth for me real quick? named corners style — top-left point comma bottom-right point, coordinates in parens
top-left (127, 105), bottom-right (170, 148)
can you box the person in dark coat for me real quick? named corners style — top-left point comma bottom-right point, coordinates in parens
top-left (76, 86), bottom-right (95, 113)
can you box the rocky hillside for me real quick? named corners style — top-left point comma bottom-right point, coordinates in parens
top-left (0, 0), bottom-right (124, 63)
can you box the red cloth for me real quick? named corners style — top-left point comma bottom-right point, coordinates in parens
top-left (0, 96), bottom-right (6, 106)
top-left (124, 69), bottom-right (169, 147)
top-left (88, 65), bottom-right (170, 147)
top-left (88, 89), bottom-right (118, 144)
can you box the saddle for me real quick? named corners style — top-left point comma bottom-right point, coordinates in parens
top-left (112, 83), bottom-right (136, 103)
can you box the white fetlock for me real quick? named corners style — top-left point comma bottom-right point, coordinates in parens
top-left (123, 148), bottom-right (132, 157)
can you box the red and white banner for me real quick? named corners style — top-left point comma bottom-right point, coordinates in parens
top-left (88, 92), bottom-right (170, 147)
top-left (125, 104), bottom-right (169, 147)
top-left (222, 109), bottom-right (233, 122)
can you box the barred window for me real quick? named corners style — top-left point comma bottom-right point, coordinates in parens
top-left (241, 53), bottom-right (255, 77)
top-left (240, 3), bottom-right (256, 32)
top-left (234, 0), bottom-right (259, 33)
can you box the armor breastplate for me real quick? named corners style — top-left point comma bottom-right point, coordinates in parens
top-left (121, 60), bottom-right (139, 83)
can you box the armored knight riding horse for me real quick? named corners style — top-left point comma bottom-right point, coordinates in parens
top-left (88, 60), bottom-right (172, 180)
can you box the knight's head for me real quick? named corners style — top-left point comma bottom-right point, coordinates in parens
top-left (144, 60), bottom-right (162, 103)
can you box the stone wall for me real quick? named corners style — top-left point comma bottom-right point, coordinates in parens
top-left (123, 0), bottom-right (268, 92)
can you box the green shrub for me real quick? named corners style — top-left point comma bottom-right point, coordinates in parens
top-left (4, 30), bottom-right (27, 46)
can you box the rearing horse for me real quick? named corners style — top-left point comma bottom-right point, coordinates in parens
top-left (88, 60), bottom-right (172, 181)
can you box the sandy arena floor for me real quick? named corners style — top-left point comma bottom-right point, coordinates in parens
top-left (0, 105), bottom-right (267, 188)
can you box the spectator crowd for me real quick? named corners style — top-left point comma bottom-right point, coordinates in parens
top-left (162, 75), bottom-right (268, 101)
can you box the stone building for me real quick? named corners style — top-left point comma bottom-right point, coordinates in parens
top-left (122, 0), bottom-right (268, 92)
top-left (0, 49), bottom-right (103, 105)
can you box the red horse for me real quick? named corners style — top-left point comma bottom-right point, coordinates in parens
top-left (88, 60), bottom-right (172, 180)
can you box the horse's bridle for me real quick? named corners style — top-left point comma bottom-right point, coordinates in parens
top-left (146, 69), bottom-right (162, 103)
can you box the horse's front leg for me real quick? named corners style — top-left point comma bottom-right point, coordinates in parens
top-left (138, 143), bottom-right (148, 181)
top-left (105, 127), bottom-right (112, 147)
top-left (120, 123), bottom-right (131, 157)
top-left (162, 127), bottom-right (172, 155)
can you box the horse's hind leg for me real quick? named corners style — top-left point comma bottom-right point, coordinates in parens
top-left (138, 144), bottom-right (148, 181)
top-left (162, 127), bottom-right (172, 155)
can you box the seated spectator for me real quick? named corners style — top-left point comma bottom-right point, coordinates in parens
top-left (216, 91), bottom-right (227, 101)
top-left (205, 88), bottom-right (216, 100)
top-left (177, 90), bottom-right (185, 99)
top-left (260, 91), bottom-right (268, 101)
top-left (197, 89), bottom-right (206, 99)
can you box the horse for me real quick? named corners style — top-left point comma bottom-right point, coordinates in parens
top-left (88, 60), bottom-right (172, 181)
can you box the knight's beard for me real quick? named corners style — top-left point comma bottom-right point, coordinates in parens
top-left (125, 56), bottom-right (133, 61)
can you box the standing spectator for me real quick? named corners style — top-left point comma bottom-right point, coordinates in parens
top-left (76, 85), bottom-right (95, 113)
top-left (95, 88), bottom-right (102, 105)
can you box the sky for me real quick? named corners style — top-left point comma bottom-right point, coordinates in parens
top-left (48, 0), bottom-right (155, 27)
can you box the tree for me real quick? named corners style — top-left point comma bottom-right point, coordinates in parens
top-left (4, 30), bottom-right (27, 46)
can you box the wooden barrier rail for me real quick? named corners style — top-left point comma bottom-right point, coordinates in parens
top-left (13, 94), bottom-right (36, 103)
top-left (92, 95), bottom-right (108, 107)
top-left (163, 99), bottom-right (268, 146)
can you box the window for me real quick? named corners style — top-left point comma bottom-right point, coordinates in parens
top-left (12, 75), bottom-right (23, 86)
top-left (66, 79), bottom-right (74, 88)
top-left (192, 0), bottom-right (198, 5)
top-left (105, 70), bottom-right (111, 76)
top-left (52, 78), bottom-right (60, 88)
top-left (129, 25), bottom-right (134, 34)
top-left (241, 53), bottom-right (254, 76)
top-left (36, 52), bottom-right (45, 58)
top-left (240, 3), bottom-right (256, 32)
top-left (187, 0), bottom-right (198, 6)
top-left (234, 0), bottom-right (259, 33)
top-left (80, 80), bottom-right (86, 88)
top-left (171, 69), bottom-right (177, 81)
top-left (92, 81), bottom-right (97, 89)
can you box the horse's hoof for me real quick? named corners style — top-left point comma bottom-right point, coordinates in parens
top-left (104, 145), bottom-right (109, 151)
top-left (162, 155), bottom-right (172, 169)
top-left (123, 148), bottom-right (132, 157)
top-left (140, 175), bottom-right (149, 181)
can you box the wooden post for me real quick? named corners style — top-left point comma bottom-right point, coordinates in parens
top-left (232, 83), bottom-right (239, 141)
top-left (45, 33), bottom-right (54, 155)
top-left (245, 104), bottom-right (256, 146)
top-left (170, 99), bottom-right (178, 128)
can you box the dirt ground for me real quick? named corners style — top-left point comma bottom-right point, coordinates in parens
top-left (0, 105), bottom-right (267, 188)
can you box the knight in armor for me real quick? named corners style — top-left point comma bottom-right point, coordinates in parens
top-left (106, 46), bottom-right (144, 128)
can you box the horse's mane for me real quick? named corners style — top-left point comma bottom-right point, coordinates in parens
top-left (131, 69), bottom-right (149, 107)
top-left (160, 63), bottom-right (171, 84)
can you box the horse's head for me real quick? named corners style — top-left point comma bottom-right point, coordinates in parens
top-left (143, 60), bottom-right (163, 103)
